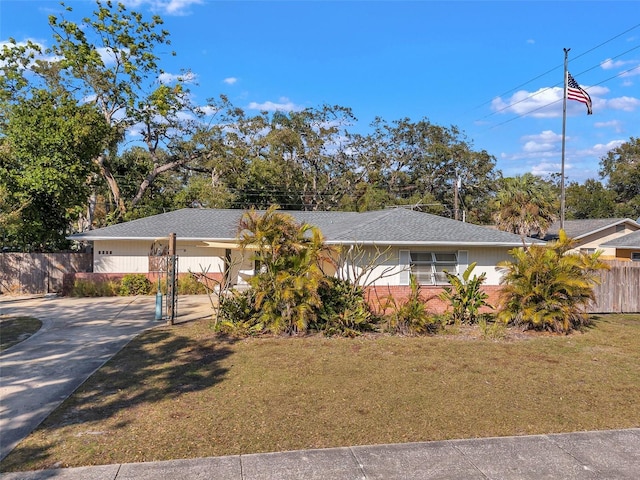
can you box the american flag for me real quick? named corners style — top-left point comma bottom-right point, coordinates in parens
top-left (567, 72), bottom-right (593, 115)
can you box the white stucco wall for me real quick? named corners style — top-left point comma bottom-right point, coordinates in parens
top-left (93, 240), bottom-right (225, 274)
top-left (92, 240), bottom-right (517, 286)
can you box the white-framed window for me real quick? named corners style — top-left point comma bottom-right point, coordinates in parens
top-left (631, 252), bottom-right (640, 262)
top-left (580, 248), bottom-right (596, 254)
top-left (409, 251), bottom-right (458, 285)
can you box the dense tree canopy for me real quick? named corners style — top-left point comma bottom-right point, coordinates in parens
top-left (0, 90), bottom-right (110, 250)
top-left (599, 136), bottom-right (640, 220)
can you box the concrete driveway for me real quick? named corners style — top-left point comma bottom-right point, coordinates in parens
top-left (0, 295), bottom-right (213, 461)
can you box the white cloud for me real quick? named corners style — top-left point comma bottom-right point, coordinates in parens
top-left (121, 0), bottom-right (203, 16)
top-left (606, 96), bottom-right (640, 111)
top-left (522, 130), bottom-right (563, 144)
top-left (530, 161), bottom-right (560, 176)
top-left (247, 98), bottom-right (302, 112)
top-left (223, 77), bottom-right (238, 85)
top-left (594, 120), bottom-right (624, 133)
top-left (492, 87), bottom-right (560, 118)
top-left (577, 140), bottom-right (626, 158)
top-left (526, 39), bottom-right (535, 44)
top-left (520, 130), bottom-right (563, 155)
top-left (492, 84), bottom-right (609, 119)
top-left (600, 58), bottom-right (632, 70)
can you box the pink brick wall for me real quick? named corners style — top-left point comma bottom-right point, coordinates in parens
top-left (364, 285), bottom-right (503, 315)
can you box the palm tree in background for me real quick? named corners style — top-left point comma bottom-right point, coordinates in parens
top-left (492, 173), bottom-right (557, 243)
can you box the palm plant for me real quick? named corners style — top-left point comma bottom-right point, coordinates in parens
top-left (238, 206), bottom-right (331, 334)
top-left (497, 230), bottom-right (609, 333)
top-left (439, 262), bottom-right (491, 324)
top-left (492, 173), bottom-right (557, 243)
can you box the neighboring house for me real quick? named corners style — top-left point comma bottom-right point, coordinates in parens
top-left (540, 218), bottom-right (640, 258)
top-left (599, 229), bottom-right (640, 262)
top-left (68, 208), bottom-right (544, 306)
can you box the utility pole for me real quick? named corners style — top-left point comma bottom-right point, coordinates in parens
top-left (453, 174), bottom-right (461, 221)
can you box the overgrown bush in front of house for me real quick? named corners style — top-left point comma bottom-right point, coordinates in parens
top-left (439, 262), bottom-right (492, 325)
top-left (70, 278), bottom-right (118, 297)
top-left (312, 277), bottom-right (378, 337)
top-left (215, 289), bottom-right (263, 336)
top-left (497, 230), bottom-right (610, 333)
top-left (238, 207), bottom-right (329, 335)
top-left (118, 274), bottom-right (152, 296)
top-left (177, 274), bottom-right (209, 295)
top-left (382, 275), bottom-right (443, 335)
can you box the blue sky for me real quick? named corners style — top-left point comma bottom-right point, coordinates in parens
top-left (2, 0), bottom-right (639, 184)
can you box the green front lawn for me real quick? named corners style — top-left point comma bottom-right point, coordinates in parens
top-left (2, 314), bottom-right (639, 471)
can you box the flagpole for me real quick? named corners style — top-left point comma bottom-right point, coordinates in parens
top-left (560, 48), bottom-right (569, 231)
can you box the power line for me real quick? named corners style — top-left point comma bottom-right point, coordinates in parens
top-left (475, 22), bottom-right (640, 124)
top-left (487, 64), bottom-right (640, 131)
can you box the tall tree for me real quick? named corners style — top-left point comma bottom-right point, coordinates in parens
top-left (1, 1), bottom-right (215, 225)
top-left (565, 179), bottom-right (617, 219)
top-left (346, 118), bottom-right (500, 221)
top-left (492, 173), bottom-right (558, 241)
top-left (185, 103), bottom-right (358, 211)
top-left (0, 89), bottom-right (110, 250)
top-left (599, 137), bottom-right (640, 219)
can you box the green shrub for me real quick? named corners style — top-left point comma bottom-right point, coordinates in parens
top-left (313, 277), bottom-right (378, 337)
top-left (497, 230), bottom-right (610, 333)
top-left (383, 275), bottom-right (442, 335)
top-left (118, 274), bottom-right (152, 296)
top-left (215, 289), bottom-right (263, 336)
top-left (439, 262), bottom-right (491, 325)
top-left (178, 274), bottom-right (209, 295)
top-left (70, 279), bottom-right (118, 297)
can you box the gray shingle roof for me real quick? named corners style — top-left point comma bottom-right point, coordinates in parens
top-left (69, 208), bottom-right (543, 247)
top-left (543, 218), bottom-right (640, 240)
top-left (600, 229), bottom-right (640, 248)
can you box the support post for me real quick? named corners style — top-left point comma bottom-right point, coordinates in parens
top-left (167, 232), bottom-right (177, 325)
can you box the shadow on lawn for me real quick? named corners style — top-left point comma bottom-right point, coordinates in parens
top-left (61, 328), bottom-right (235, 423)
top-left (1, 328), bottom-right (234, 471)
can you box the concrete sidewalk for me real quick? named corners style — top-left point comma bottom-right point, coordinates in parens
top-left (1, 428), bottom-right (639, 479)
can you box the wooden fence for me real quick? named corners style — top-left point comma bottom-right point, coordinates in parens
top-left (1, 254), bottom-right (639, 313)
top-left (589, 260), bottom-right (640, 314)
top-left (0, 253), bottom-right (92, 295)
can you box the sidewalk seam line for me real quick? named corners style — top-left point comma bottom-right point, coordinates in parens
top-left (451, 444), bottom-right (490, 479)
top-left (348, 447), bottom-right (368, 480)
top-left (542, 434), bottom-right (603, 477)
